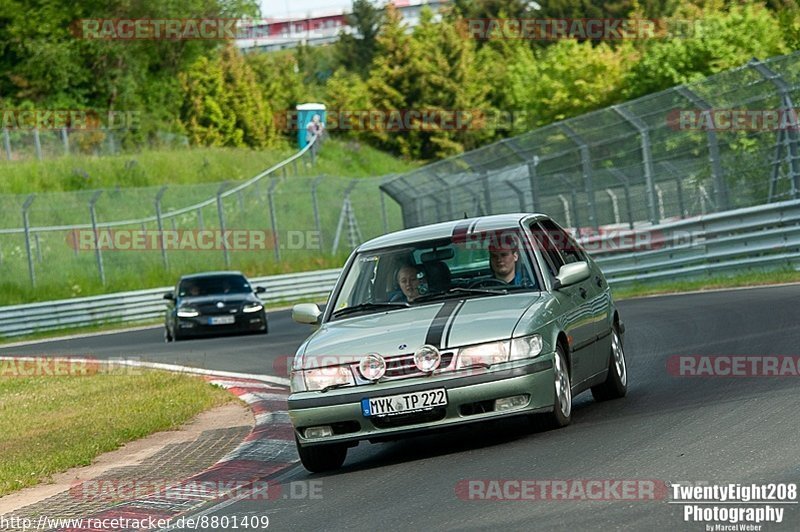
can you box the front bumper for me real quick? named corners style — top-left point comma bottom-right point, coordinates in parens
top-left (289, 354), bottom-right (555, 447)
top-left (176, 312), bottom-right (267, 336)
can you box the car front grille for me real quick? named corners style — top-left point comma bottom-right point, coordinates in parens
top-left (381, 351), bottom-right (455, 379)
top-left (195, 304), bottom-right (238, 315)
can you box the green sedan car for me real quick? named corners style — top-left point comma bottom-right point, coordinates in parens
top-left (289, 214), bottom-right (627, 472)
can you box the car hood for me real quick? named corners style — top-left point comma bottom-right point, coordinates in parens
top-left (179, 294), bottom-right (260, 306)
top-left (298, 293), bottom-right (542, 369)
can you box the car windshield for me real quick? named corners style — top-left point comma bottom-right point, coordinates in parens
top-left (330, 228), bottom-right (539, 318)
top-left (179, 275), bottom-right (252, 297)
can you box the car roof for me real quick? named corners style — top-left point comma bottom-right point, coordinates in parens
top-left (358, 213), bottom-right (548, 251)
top-left (179, 271), bottom-right (245, 281)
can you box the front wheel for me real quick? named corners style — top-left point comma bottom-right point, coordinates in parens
top-left (535, 346), bottom-right (572, 430)
top-left (295, 437), bottom-right (347, 473)
top-left (591, 327), bottom-right (627, 401)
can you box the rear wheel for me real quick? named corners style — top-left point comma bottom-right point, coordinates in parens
top-left (295, 437), bottom-right (347, 473)
top-left (535, 345), bottom-right (572, 430)
top-left (591, 326), bottom-right (627, 401)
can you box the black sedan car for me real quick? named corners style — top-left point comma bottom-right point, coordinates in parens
top-left (163, 271), bottom-right (268, 341)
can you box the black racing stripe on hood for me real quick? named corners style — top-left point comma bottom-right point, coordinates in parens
top-left (443, 300), bottom-right (465, 349)
top-left (424, 300), bottom-right (461, 348)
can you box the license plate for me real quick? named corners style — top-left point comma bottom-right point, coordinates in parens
top-left (208, 316), bottom-right (235, 325)
top-left (361, 388), bottom-right (447, 417)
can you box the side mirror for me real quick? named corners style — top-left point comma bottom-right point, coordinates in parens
top-left (292, 303), bottom-right (322, 325)
top-left (163, 292), bottom-right (175, 301)
top-left (255, 286), bottom-right (266, 294)
top-left (553, 261), bottom-right (590, 290)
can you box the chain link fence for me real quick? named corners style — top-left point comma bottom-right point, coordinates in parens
top-left (0, 138), bottom-right (402, 296)
top-left (0, 128), bottom-right (190, 161)
top-left (381, 52), bottom-right (800, 233)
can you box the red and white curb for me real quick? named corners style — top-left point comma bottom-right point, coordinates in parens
top-left (57, 375), bottom-right (297, 532)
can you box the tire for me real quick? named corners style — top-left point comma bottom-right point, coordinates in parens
top-left (536, 345), bottom-right (572, 429)
top-left (295, 437), bottom-right (347, 473)
top-left (591, 326), bottom-right (628, 402)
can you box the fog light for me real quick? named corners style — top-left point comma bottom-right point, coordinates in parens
top-left (494, 395), bottom-right (529, 412)
top-left (304, 426), bottom-right (334, 439)
top-left (414, 344), bottom-right (441, 372)
top-left (359, 353), bottom-right (386, 381)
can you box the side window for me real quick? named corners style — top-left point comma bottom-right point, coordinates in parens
top-left (530, 222), bottom-right (563, 278)
top-left (539, 219), bottom-right (584, 264)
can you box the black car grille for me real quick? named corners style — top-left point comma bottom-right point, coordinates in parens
top-left (196, 303), bottom-right (239, 315)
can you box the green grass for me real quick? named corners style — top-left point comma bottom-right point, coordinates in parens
top-left (611, 268), bottom-right (800, 300)
top-left (0, 138), bottom-right (418, 195)
top-left (0, 369), bottom-right (234, 497)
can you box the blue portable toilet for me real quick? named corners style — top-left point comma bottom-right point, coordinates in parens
top-left (296, 103), bottom-right (327, 149)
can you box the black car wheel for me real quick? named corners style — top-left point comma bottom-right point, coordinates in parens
top-left (295, 437), bottom-right (347, 473)
top-left (591, 325), bottom-right (627, 401)
top-left (532, 345), bottom-right (572, 431)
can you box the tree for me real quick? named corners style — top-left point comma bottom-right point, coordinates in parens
top-left (407, 8), bottom-right (494, 158)
top-left (179, 44), bottom-right (276, 148)
top-left (622, 3), bottom-right (789, 99)
top-left (365, 4), bottom-right (417, 156)
top-left (335, 0), bottom-right (383, 77)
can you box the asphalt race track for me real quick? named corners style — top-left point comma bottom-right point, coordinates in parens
top-left (4, 284), bottom-right (800, 531)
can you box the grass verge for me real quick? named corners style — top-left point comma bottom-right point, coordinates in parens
top-left (611, 269), bottom-right (800, 300)
top-left (0, 369), bottom-right (234, 497)
top-left (0, 139), bottom-right (419, 194)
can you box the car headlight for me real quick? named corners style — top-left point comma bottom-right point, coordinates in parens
top-left (510, 334), bottom-right (543, 360)
top-left (456, 334), bottom-right (543, 369)
top-left (243, 303), bottom-right (264, 313)
top-left (292, 366), bottom-right (355, 392)
top-left (177, 307), bottom-right (199, 318)
top-left (456, 340), bottom-right (509, 369)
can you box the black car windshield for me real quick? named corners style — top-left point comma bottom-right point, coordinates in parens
top-left (179, 275), bottom-right (252, 297)
top-left (330, 228), bottom-right (540, 318)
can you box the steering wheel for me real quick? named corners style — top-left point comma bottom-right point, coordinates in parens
top-left (468, 278), bottom-right (508, 289)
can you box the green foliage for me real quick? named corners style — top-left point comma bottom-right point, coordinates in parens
top-left (622, 3), bottom-right (790, 99)
top-left (334, 0), bottom-right (383, 77)
top-left (1, 0), bottom-right (798, 162)
top-left (0, 0), bottom-right (258, 141)
top-left (179, 45), bottom-right (276, 147)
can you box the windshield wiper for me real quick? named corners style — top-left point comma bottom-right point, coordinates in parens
top-left (331, 301), bottom-right (409, 318)
top-left (447, 287), bottom-right (508, 296)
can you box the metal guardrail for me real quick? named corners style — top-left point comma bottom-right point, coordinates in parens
top-left (3, 199), bottom-right (800, 337)
top-left (585, 199), bottom-right (800, 286)
top-left (0, 269), bottom-right (341, 337)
